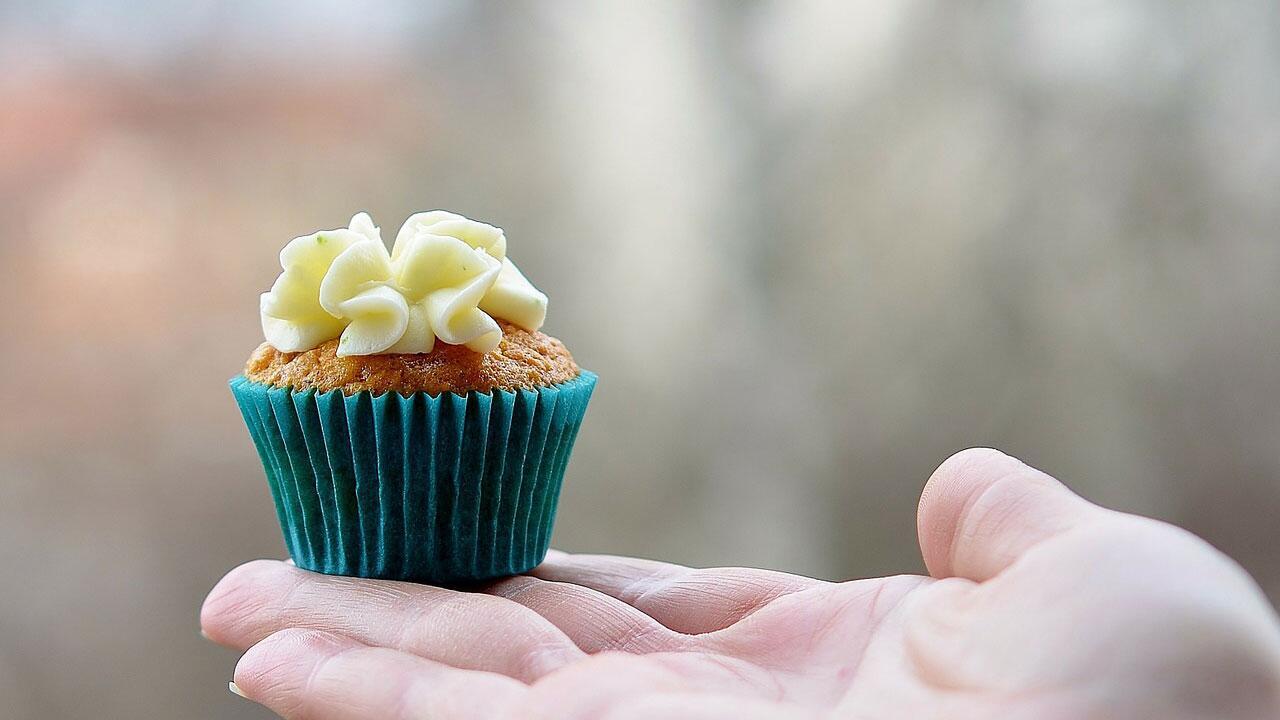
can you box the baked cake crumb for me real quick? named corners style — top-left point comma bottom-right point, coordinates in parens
top-left (245, 320), bottom-right (580, 395)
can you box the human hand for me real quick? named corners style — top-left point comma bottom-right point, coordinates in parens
top-left (201, 449), bottom-right (1280, 719)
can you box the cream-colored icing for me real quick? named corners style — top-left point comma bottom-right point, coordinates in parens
top-left (259, 211), bottom-right (547, 356)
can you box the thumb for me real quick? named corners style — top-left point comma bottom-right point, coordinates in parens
top-left (917, 448), bottom-right (1100, 581)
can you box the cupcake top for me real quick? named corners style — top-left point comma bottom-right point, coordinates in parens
top-left (244, 320), bottom-right (579, 396)
top-left (248, 211), bottom-right (579, 394)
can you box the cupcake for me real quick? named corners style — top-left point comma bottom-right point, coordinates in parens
top-left (230, 211), bottom-right (596, 584)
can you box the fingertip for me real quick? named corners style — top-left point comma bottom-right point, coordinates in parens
top-left (233, 629), bottom-right (360, 709)
top-left (201, 559), bottom-right (296, 647)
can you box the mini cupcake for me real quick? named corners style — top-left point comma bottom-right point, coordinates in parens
top-left (230, 211), bottom-right (596, 584)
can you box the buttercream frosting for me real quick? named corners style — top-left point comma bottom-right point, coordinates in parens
top-left (260, 211), bottom-right (547, 356)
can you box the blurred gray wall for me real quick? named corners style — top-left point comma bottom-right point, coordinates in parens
top-left (1, 1), bottom-right (1278, 717)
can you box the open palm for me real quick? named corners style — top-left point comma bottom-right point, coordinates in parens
top-left (202, 449), bottom-right (1280, 719)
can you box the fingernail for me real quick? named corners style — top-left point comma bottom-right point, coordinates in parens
top-left (199, 629), bottom-right (212, 642)
top-left (228, 681), bottom-right (247, 699)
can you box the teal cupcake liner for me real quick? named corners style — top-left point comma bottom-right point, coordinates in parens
top-left (229, 371), bottom-right (596, 584)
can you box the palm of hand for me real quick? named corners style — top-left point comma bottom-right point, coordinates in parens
top-left (203, 450), bottom-right (1280, 719)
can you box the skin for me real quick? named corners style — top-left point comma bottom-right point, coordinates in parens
top-left (202, 448), bottom-right (1280, 719)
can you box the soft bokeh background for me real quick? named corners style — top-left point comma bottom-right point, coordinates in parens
top-left (2, 1), bottom-right (1279, 717)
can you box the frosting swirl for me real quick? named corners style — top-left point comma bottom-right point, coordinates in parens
top-left (260, 211), bottom-right (548, 356)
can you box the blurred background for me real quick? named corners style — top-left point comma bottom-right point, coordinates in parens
top-left (2, 1), bottom-right (1279, 717)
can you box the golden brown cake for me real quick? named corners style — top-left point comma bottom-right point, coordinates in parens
top-left (245, 320), bottom-right (579, 396)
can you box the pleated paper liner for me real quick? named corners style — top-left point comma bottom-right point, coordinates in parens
top-left (229, 370), bottom-right (596, 584)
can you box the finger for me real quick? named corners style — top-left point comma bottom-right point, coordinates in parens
top-left (917, 448), bottom-right (1101, 582)
top-left (234, 628), bottom-right (525, 720)
top-left (484, 576), bottom-right (685, 653)
top-left (202, 560), bottom-right (582, 682)
top-left (531, 551), bottom-right (825, 634)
